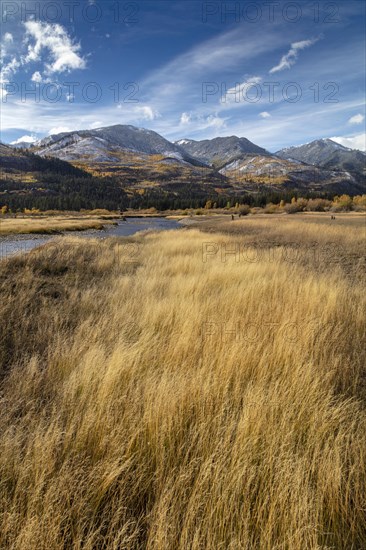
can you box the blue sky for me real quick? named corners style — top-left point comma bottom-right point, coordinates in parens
top-left (1, 0), bottom-right (365, 151)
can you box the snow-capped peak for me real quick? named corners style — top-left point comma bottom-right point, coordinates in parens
top-left (176, 139), bottom-right (192, 145)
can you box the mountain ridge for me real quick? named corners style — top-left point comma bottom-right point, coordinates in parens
top-left (174, 135), bottom-right (270, 168)
top-left (276, 138), bottom-right (366, 175)
top-left (2, 126), bottom-right (365, 208)
top-left (34, 125), bottom-right (204, 167)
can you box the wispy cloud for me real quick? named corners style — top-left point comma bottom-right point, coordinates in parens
top-left (140, 26), bottom-right (285, 108)
top-left (259, 111), bottom-right (271, 118)
top-left (220, 76), bottom-right (262, 106)
top-left (269, 37), bottom-right (321, 74)
top-left (178, 112), bottom-right (227, 133)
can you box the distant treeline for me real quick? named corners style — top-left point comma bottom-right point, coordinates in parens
top-left (0, 173), bottom-right (127, 211)
top-left (0, 164), bottom-right (361, 212)
top-left (124, 189), bottom-right (339, 211)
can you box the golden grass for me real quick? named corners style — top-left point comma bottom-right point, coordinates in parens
top-left (197, 214), bottom-right (366, 253)
top-left (0, 216), bottom-right (117, 235)
top-left (0, 221), bottom-right (365, 549)
top-left (185, 213), bottom-right (366, 282)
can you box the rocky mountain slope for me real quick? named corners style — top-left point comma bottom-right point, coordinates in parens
top-left (276, 139), bottom-right (366, 175)
top-left (36, 125), bottom-right (203, 166)
top-left (219, 154), bottom-right (363, 194)
top-left (175, 136), bottom-right (269, 168)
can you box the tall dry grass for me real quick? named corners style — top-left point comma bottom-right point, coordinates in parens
top-left (0, 223), bottom-right (365, 549)
top-left (188, 214), bottom-right (366, 282)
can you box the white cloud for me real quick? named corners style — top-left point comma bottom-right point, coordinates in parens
top-left (31, 71), bottom-right (43, 83)
top-left (48, 126), bottom-right (71, 135)
top-left (348, 113), bottom-right (364, 125)
top-left (206, 114), bottom-right (226, 129)
top-left (269, 37), bottom-right (321, 74)
top-left (330, 133), bottom-right (366, 151)
top-left (136, 106), bottom-right (160, 121)
top-left (10, 134), bottom-right (37, 145)
top-left (89, 121), bottom-right (103, 129)
top-left (116, 104), bottom-right (160, 121)
top-left (23, 21), bottom-right (86, 76)
top-left (1, 22), bottom-right (86, 101)
top-left (180, 112), bottom-right (192, 124)
top-left (259, 111), bottom-right (271, 118)
top-left (1, 56), bottom-right (20, 80)
top-left (0, 56), bottom-right (21, 99)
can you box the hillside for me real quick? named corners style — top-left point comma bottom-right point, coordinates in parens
top-left (276, 139), bottom-right (366, 176)
top-left (0, 144), bottom-right (127, 211)
top-left (175, 136), bottom-right (269, 167)
top-left (219, 154), bottom-right (365, 195)
top-left (36, 125), bottom-right (203, 166)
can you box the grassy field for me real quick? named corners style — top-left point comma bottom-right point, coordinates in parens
top-left (183, 212), bottom-right (366, 281)
top-left (0, 216), bottom-right (118, 235)
top-left (0, 214), bottom-right (365, 549)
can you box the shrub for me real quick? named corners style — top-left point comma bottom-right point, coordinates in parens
top-left (352, 195), bottom-right (366, 211)
top-left (238, 205), bottom-right (251, 216)
top-left (296, 198), bottom-right (308, 211)
top-left (24, 208), bottom-right (40, 215)
top-left (332, 195), bottom-right (353, 212)
top-left (264, 203), bottom-right (280, 214)
top-left (250, 207), bottom-right (263, 215)
top-left (284, 203), bottom-right (300, 214)
top-left (305, 199), bottom-right (332, 212)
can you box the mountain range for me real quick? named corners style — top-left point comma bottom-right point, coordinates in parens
top-left (1, 125), bottom-right (365, 210)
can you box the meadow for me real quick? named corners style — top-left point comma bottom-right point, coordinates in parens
top-left (0, 214), bottom-right (365, 549)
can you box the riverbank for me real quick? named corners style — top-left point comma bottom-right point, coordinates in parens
top-left (0, 216), bottom-right (118, 235)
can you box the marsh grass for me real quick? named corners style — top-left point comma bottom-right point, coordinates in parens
top-left (0, 221), bottom-right (365, 549)
top-left (0, 216), bottom-right (117, 235)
